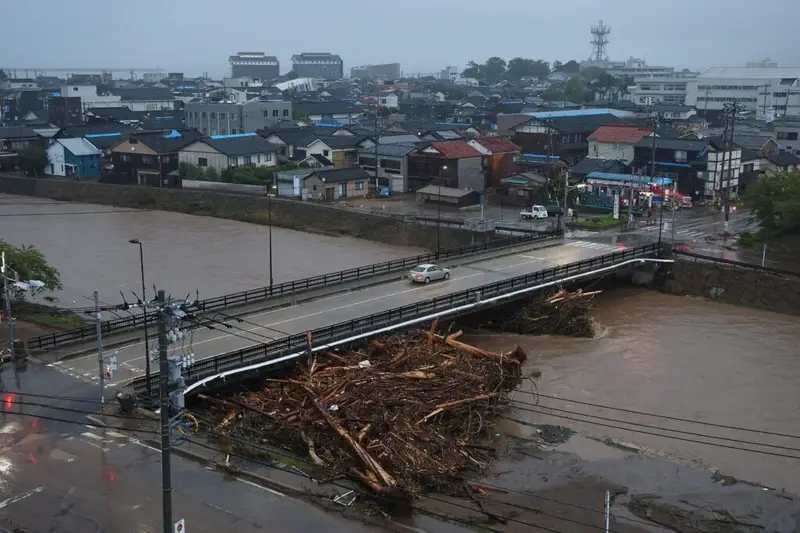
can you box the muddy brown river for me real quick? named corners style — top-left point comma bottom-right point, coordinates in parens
top-left (467, 288), bottom-right (800, 495)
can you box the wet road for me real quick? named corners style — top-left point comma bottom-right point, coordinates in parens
top-left (0, 364), bottom-right (378, 533)
top-left (55, 240), bottom-right (631, 386)
top-left (0, 194), bottom-right (421, 307)
top-left (469, 287), bottom-right (800, 495)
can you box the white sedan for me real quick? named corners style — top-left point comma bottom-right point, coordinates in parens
top-left (408, 264), bottom-right (451, 284)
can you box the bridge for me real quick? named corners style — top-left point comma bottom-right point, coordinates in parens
top-left (108, 241), bottom-right (664, 396)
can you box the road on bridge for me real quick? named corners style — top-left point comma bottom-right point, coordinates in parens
top-left (52, 240), bottom-right (625, 386)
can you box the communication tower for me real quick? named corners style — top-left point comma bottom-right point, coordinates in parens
top-left (590, 20), bottom-right (611, 62)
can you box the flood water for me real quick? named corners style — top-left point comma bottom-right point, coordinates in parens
top-left (466, 288), bottom-right (800, 495)
top-left (0, 194), bottom-right (421, 306)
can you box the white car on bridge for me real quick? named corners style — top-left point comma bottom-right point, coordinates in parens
top-left (407, 264), bottom-right (451, 284)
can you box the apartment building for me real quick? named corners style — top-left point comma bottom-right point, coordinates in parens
top-left (291, 53), bottom-right (344, 80)
top-left (185, 99), bottom-right (292, 135)
top-left (686, 67), bottom-right (800, 117)
top-left (229, 52), bottom-right (280, 80)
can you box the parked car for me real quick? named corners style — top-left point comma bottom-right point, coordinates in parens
top-left (520, 205), bottom-right (549, 220)
top-left (408, 264), bottom-right (451, 284)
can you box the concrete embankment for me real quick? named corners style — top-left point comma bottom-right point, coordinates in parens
top-left (0, 176), bottom-right (499, 250)
top-left (659, 256), bottom-right (800, 315)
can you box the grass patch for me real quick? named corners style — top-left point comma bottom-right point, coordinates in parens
top-left (738, 231), bottom-right (761, 247)
top-left (570, 213), bottom-right (628, 230)
top-left (13, 302), bottom-right (86, 330)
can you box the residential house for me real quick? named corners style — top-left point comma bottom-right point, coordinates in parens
top-left (275, 167), bottom-right (319, 198)
top-left (569, 157), bottom-right (629, 181)
top-left (377, 134), bottom-right (422, 145)
top-left (48, 96), bottom-right (83, 128)
top-left (0, 126), bottom-right (41, 151)
top-left (262, 129), bottom-right (316, 159)
top-left (378, 90), bottom-right (399, 109)
top-left (298, 153), bottom-right (333, 168)
top-left (185, 98), bottom-right (292, 135)
top-left (763, 151), bottom-right (800, 173)
top-left (110, 129), bottom-right (203, 187)
top-left (85, 106), bottom-right (141, 125)
top-left (292, 101), bottom-right (362, 123)
top-left (497, 172), bottom-right (549, 207)
top-left (632, 137), bottom-right (716, 197)
top-left (415, 185), bottom-right (481, 207)
top-left (178, 133), bottom-right (280, 173)
top-left (511, 112), bottom-right (623, 164)
top-left (58, 124), bottom-right (135, 163)
top-left (303, 167), bottom-right (372, 201)
top-left (546, 72), bottom-right (571, 84)
top-left (587, 124), bottom-right (653, 163)
top-left (419, 123), bottom-right (481, 140)
top-left (45, 138), bottom-right (101, 179)
top-left (304, 135), bottom-right (373, 168)
top-left (357, 143), bottom-right (419, 193)
top-left (61, 83), bottom-right (176, 112)
top-left (466, 137), bottom-right (521, 187)
top-left (407, 140), bottom-right (483, 191)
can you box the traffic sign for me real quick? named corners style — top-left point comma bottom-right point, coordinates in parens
top-left (174, 518), bottom-right (185, 533)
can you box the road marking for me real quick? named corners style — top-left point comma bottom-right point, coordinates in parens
top-left (81, 431), bottom-right (104, 440)
top-left (0, 486), bottom-right (45, 509)
top-left (105, 430), bottom-right (127, 439)
top-left (237, 477), bottom-right (284, 497)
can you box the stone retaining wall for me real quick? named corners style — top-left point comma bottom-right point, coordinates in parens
top-left (0, 176), bottom-right (498, 250)
top-left (660, 258), bottom-right (800, 315)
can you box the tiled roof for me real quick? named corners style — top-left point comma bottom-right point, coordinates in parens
top-left (110, 87), bottom-right (175, 101)
top-left (194, 135), bottom-right (279, 156)
top-left (0, 126), bottom-right (39, 139)
top-left (86, 106), bottom-right (139, 120)
top-left (471, 136), bottom-right (521, 154)
top-left (570, 157), bottom-right (628, 176)
top-left (306, 167), bottom-right (370, 183)
top-left (766, 151), bottom-right (800, 167)
top-left (358, 144), bottom-right (418, 157)
top-left (55, 138), bottom-right (101, 156)
top-left (429, 140), bottom-right (481, 159)
top-left (122, 129), bottom-right (203, 154)
top-left (312, 135), bottom-right (370, 149)
top-left (588, 125), bottom-right (652, 144)
top-left (633, 137), bottom-right (710, 152)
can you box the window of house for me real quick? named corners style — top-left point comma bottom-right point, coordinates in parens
top-left (263, 110), bottom-right (269, 118)
top-left (244, 155), bottom-right (252, 165)
top-left (266, 153), bottom-right (272, 162)
top-left (674, 150), bottom-right (687, 162)
top-left (283, 109), bottom-right (289, 117)
top-left (256, 154), bottom-right (261, 163)
top-left (142, 155), bottom-right (154, 165)
top-left (322, 149), bottom-right (330, 157)
top-left (229, 156), bottom-right (238, 166)
top-left (198, 157), bottom-right (208, 167)
top-left (219, 112), bottom-right (226, 119)
top-left (272, 109), bottom-right (279, 117)
top-left (210, 112), bottom-right (216, 119)
top-left (355, 181), bottom-right (365, 190)
top-left (201, 112), bottom-right (207, 119)
top-left (744, 163), bottom-right (754, 173)
top-left (72, 87), bottom-right (78, 91)
top-left (121, 154), bottom-right (130, 162)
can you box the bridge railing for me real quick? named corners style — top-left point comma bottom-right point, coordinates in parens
top-left (674, 250), bottom-right (800, 278)
top-left (28, 229), bottom-right (561, 351)
top-left (132, 242), bottom-right (659, 395)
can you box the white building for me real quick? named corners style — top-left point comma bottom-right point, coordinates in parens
top-left (706, 145), bottom-right (742, 197)
top-left (686, 67), bottom-right (800, 118)
top-left (60, 84), bottom-right (176, 112)
top-left (440, 66), bottom-right (459, 82)
top-left (178, 134), bottom-right (279, 172)
top-left (378, 90), bottom-right (399, 109)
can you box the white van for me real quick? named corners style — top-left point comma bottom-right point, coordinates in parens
top-left (520, 205), bottom-right (549, 220)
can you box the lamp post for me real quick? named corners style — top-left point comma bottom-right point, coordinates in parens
top-left (436, 166), bottom-right (447, 260)
top-left (2, 252), bottom-right (44, 352)
top-left (268, 184), bottom-right (277, 289)
top-left (128, 239), bottom-right (151, 397)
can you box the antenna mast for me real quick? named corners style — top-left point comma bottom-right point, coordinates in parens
top-left (590, 20), bottom-right (611, 62)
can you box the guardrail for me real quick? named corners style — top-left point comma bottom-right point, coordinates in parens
top-left (674, 250), bottom-right (800, 278)
top-left (28, 229), bottom-right (562, 351)
top-left (132, 243), bottom-right (659, 394)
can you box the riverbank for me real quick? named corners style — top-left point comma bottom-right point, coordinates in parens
top-left (0, 175), bottom-right (502, 251)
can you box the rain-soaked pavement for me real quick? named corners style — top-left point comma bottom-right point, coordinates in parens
top-left (0, 364), bottom-right (380, 533)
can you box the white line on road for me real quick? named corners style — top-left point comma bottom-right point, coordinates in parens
top-left (0, 486), bottom-right (45, 509)
top-left (237, 477), bottom-right (285, 497)
top-left (81, 432), bottom-right (104, 440)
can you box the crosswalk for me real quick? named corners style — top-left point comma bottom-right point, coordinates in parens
top-left (566, 240), bottom-right (621, 253)
top-left (639, 225), bottom-right (710, 239)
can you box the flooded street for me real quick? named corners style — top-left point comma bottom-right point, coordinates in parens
top-left (0, 194), bottom-right (421, 306)
top-left (467, 288), bottom-right (800, 495)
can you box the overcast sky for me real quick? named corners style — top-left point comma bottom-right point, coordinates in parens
top-left (2, 0), bottom-right (799, 78)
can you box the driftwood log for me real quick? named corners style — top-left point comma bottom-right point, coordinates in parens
top-left (200, 329), bottom-right (528, 497)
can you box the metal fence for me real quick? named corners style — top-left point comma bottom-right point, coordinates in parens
top-left (132, 243), bottom-right (659, 394)
top-left (674, 250), bottom-right (800, 278)
top-left (28, 229), bottom-right (561, 351)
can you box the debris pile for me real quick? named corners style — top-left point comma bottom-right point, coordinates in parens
top-left (202, 322), bottom-right (528, 498)
top-left (474, 288), bottom-right (600, 338)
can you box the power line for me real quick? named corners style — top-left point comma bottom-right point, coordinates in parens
top-left (0, 407), bottom-right (158, 437)
top-left (513, 390), bottom-right (800, 440)
top-left (509, 403), bottom-right (800, 460)
top-left (512, 399), bottom-right (800, 454)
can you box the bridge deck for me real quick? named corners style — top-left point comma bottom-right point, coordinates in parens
top-left (53, 240), bottom-right (622, 386)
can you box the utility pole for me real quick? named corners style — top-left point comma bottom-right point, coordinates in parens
top-left (627, 165), bottom-right (635, 229)
top-left (1, 254), bottom-right (13, 351)
top-left (374, 84), bottom-right (380, 193)
top-left (157, 289), bottom-right (173, 533)
top-left (94, 290), bottom-right (105, 405)
top-left (649, 114), bottom-right (663, 243)
top-left (722, 101), bottom-right (743, 235)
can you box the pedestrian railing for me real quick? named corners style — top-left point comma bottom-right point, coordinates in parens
top-left (673, 250), bottom-right (800, 278)
top-left (28, 229), bottom-right (562, 351)
top-left (132, 243), bottom-right (659, 395)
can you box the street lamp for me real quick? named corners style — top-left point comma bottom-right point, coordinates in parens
top-left (1, 251), bottom-right (44, 352)
top-left (436, 166), bottom-right (447, 260)
top-left (268, 184), bottom-right (277, 289)
top-left (128, 238), bottom-right (151, 397)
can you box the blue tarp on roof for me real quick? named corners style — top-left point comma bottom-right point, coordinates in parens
top-left (522, 153), bottom-right (560, 159)
top-left (163, 130), bottom-right (182, 139)
top-left (587, 172), bottom-right (673, 186)
top-left (649, 160), bottom-right (690, 168)
top-left (85, 132), bottom-right (121, 138)
top-left (525, 109), bottom-right (621, 119)
top-left (209, 132), bottom-right (257, 140)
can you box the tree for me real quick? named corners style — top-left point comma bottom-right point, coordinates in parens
top-left (18, 145), bottom-right (48, 177)
top-left (744, 170), bottom-right (800, 236)
top-left (564, 76), bottom-right (586, 102)
top-left (541, 86), bottom-right (565, 101)
top-left (286, 70), bottom-right (299, 81)
top-left (589, 72), bottom-right (619, 100)
top-left (560, 60), bottom-right (580, 73)
top-left (551, 60), bottom-right (563, 73)
top-left (0, 240), bottom-right (62, 301)
top-left (377, 106), bottom-right (391, 117)
top-left (461, 61), bottom-right (483, 79)
top-left (220, 168), bottom-right (235, 183)
top-left (483, 57), bottom-right (507, 83)
top-left (506, 58), bottom-right (550, 80)
top-left (0, 69), bottom-right (7, 81)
